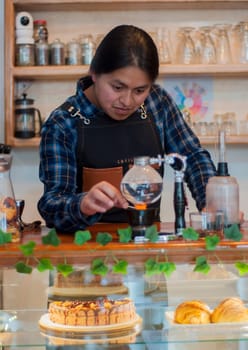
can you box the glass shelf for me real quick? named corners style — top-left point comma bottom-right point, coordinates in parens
top-left (0, 260), bottom-right (248, 348)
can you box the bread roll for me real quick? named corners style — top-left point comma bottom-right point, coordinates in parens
top-left (174, 300), bottom-right (211, 324)
top-left (211, 297), bottom-right (248, 323)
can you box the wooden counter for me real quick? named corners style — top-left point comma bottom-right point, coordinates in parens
top-left (0, 221), bottom-right (248, 267)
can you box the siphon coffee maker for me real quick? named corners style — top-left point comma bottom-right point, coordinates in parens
top-left (120, 153), bottom-right (187, 240)
top-left (14, 93), bottom-right (42, 138)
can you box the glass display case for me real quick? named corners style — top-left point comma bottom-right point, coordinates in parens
top-left (0, 223), bottom-right (248, 349)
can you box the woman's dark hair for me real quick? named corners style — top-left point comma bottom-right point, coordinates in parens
top-left (90, 25), bottom-right (159, 82)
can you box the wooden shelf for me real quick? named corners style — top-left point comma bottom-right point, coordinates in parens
top-left (14, 0), bottom-right (248, 12)
top-left (7, 137), bottom-right (41, 148)
top-left (12, 64), bottom-right (248, 80)
top-left (8, 135), bottom-right (248, 148)
top-left (5, 0), bottom-right (248, 147)
top-left (200, 135), bottom-right (248, 145)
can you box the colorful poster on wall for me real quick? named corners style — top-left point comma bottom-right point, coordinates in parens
top-left (161, 77), bottom-right (213, 122)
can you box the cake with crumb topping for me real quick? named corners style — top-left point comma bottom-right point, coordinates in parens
top-left (48, 298), bottom-right (136, 326)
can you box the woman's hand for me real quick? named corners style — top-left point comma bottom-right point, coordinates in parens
top-left (80, 181), bottom-right (129, 216)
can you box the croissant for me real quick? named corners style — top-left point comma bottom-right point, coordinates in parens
top-left (211, 297), bottom-right (248, 323)
top-left (174, 300), bottom-right (211, 324)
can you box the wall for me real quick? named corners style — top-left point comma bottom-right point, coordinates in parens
top-left (1, 0), bottom-right (248, 226)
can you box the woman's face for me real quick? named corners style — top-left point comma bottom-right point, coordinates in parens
top-left (91, 66), bottom-right (152, 121)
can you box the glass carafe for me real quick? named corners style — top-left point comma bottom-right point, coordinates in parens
top-left (0, 154), bottom-right (20, 242)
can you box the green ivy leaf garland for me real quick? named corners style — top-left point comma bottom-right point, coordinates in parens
top-left (0, 229), bottom-right (12, 244)
top-left (0, 222), bottom-right (245, 278)
top-left (74, 230), bottom-right (92, 245)
top-left (91, 258), bottom-right (108, 276)
top-left (224, 224), bottom-right (243, 241)
top-left (117, 226), bottom-right (132, 243)
top-left (235, 261), bottom-right (248, 276)
top-left (112, 259), bottom-right (128, 274)
top-left (96, 232), bottom-right (112, 246)
top-left (182, 227), bottom-right (199, 241)
top-left (205, 234), bottom-right (220, 251)
top-left (37, 258), bottom-right (54, 272)
top-left (194, 256), bottom-right (211, 274)
top-left (42, 228), bottom-right (61, 246)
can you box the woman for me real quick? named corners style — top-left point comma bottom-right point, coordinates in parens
top-left (38, 24), bottom-right (216, 233)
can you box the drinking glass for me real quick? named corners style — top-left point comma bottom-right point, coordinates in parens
top-left (199, 26), bottom-right (216, 64)
top-left (189, 211), bottom-right (224, 238)
top-left (156, 27), bottom-right (171, 64)
top-left (176, 26), bottom-right (196, 64)
top-left (239, 21), bottom-right (248, 63)
top-left (214, 24), bottom-right (232, 64)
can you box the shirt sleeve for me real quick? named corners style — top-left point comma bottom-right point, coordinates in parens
top-left (148, 86), bottom-right (217, 211)
top-left (37, 110), bottom-right (101, 233)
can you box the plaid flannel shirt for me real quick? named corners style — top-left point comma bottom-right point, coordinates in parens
top-left (38, 76), bottom-right (216, 233)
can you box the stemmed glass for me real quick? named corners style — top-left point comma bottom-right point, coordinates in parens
top-left (176, 26), bottom-right (196, 64)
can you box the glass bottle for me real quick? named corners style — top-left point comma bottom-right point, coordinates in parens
top-left (0, 154), bottom-right (20, 242)
top-left (206, 130), bottom-right (239, 228)
top-left (34, 19), bottom-right (48, 43)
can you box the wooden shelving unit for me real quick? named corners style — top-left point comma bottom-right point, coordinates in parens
top-left (4, 0), bottom-right (248, 147)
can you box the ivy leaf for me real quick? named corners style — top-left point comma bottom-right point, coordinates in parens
top-left (91, 258), bottom-right (108, 276)
top-left (42, 228), bottom-right (61, 246)
top-left (117, 227), bottom-right (132, 243)
top-left (159, 261), bottom-right (176, 277)
top-left (145, 258), bottom-right (161, 276)
top-left (112, 259), bottom-right (128, 274)
top-left (193, 256), bottom-right (210, 274)
top-left (224, 224), bottom-right (243, 241)
top-left (182, 227), bottom-right (199, 241)
top-left (0, 229), bottom-right (12, 244)
top-left (37, 258), bottom-right (54, 272)
top-left (205, 234), bottom-right (220, 251)
top-left (96, 232), bottom-right (112, 246)
top-left (74, 230), bottom-right (91, 245)
top-left (56, 263), bottom-right (74, 277)
top-left (15, 261), bottom-right (32, 274)
top-left (19, 241), bottom-right (36, 256)
top-left (145, 225), bottom-right (159, 242)
top-left (235, 262), bottom-right (248, 276)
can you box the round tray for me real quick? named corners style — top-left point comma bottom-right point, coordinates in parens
top-left (47, 284), bottom-right (128, 297)
top-left (39, 313), bottom-right (142, 334)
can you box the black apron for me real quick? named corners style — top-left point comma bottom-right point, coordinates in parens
top-left (62, 102), bottom-right (164, 222)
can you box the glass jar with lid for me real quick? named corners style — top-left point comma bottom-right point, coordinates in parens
top-left (50, 38), bottom-right (65, 65)
top-left (34, 19), bottom-right (48, 43)
top-left (0, 153), bottom-right (20, 242)
top-left (80, 34), bottom-right (95, 65)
